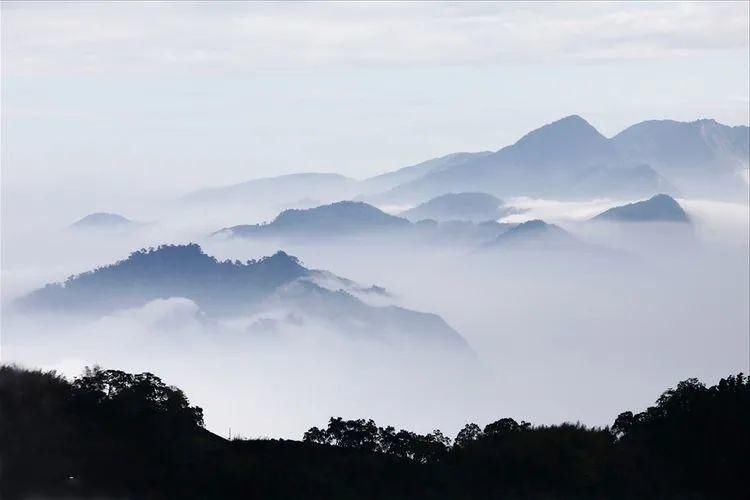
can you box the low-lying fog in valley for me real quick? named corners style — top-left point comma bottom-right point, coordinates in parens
top-left (2, 181), bottom-right (748, 439)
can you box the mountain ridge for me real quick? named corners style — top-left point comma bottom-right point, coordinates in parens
top-left (217, 201), bottom-right (410, 238)
top-left (16, 244), bottom-right (467, 349)
top-left (182, 115), bottom-right (748, 207)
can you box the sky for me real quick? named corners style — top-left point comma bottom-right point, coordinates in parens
top-left (2, 1), bottom-right (749, 198)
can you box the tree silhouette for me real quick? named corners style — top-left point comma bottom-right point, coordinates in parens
top-left (454, 423), bottom-right (482, 448)
top-left (2, 365), bottom-right (748, 499)
top-left (483, 417), bottom-right (530, 435)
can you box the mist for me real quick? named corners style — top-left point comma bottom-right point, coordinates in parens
top-left (2, 187), bottom-right (747, 440)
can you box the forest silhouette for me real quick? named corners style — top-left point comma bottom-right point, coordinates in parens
top-left (1, 364), bottom-right (747, 499)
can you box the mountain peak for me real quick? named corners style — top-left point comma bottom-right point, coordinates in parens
top-left (497, 114), bottom-right (613, 167)
top-left (556, 114), bottom-right (590, 125)
top-left (400, 192), bottom-right (508, 223)
top-left (272, 201), bottom-right (409, 228)
top-left (593, 194), bottom-right (689, 223)
top-left (71, 212), bottom-right (131, 228)
top-left (513, 219), bottom-right (549, 231)
top-left (537, 114), bottom-right (599, 133)
top-left (222, 200), bottom-right (410, 238)
top-left (541, 114), bottom-right (602, 136)
top-left (489, 219), bottom-right (580, 249)
top-left (18, 244), bottom-right (310, 316)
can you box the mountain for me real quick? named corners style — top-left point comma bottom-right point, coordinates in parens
top-left (181, 116), bottom-right (745, 210)
top-left (593, 194), bottom-right (690, 223)
top-left (612, 119), bottom-right (749, 197)
top-left (400, 192), bottom-right (514, 223)
top-left (217, 200), bottom-right (513, 246)
top-left (487, 219), bottom-right (585, 250)
top-left (490, 114), bottom-right (616, 167)
top-left (70, 212), bottom-right (133, 229)
top-left (183, 116), bottom-right (746, 209)
top-left (366, 116), bottom-right (671, 204)
top-left (184, 173), bottom-right (358, 206)
top-left (17, 244), bottom-right (467, 348)
top-left (18, 244), bottom-right (307, 316)
top-left (217, 201), bottom-right (410, 238)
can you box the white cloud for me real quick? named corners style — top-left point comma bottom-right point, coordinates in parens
top-left (2, 1), bottom-right (748, 77)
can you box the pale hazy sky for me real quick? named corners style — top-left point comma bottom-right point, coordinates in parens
top-left (2, 1), bottom-right (749, 197)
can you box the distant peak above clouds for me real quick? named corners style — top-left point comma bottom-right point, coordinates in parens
top-left (488, 219), bottom-right (578, 248)
top-left (592, 194), bottom-right (690, 223)
top-left (399, 192), bottom-right (514, 223)
top-left (70, 212), bottom-right (133, 228)
top-left (521, 114), bottom-right (603, 139)
top-left (497, 114), bottom-right (615, 167)
top-left (358, 115), bottom-right (748, 204)
top-left (180, 114), bottom-right (747, 212)
top-left (216, 201), bottom-right (410, 238)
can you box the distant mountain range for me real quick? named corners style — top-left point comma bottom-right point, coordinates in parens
top-left (17, 244), bottom-right (467, 349)
top-left (183, 115), bottom-right (748, 207)
top-left (218, 199), bottom-right (626, 254)
top-left (216, 201), bottom-right (410, 238)
top-left (399, 192), bottom-right (515, 223)
top-left (592, 194), bottom-right (690, 223)
top-left (216, 200), bottom-right (514, 244)
top-left (363, 116), bottom-right (675, 204)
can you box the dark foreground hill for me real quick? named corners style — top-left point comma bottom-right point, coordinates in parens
top-left (1, 364), bottom-right (747, 500)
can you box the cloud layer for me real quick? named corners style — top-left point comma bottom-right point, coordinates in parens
top-left (3, 1), bottom-right (748, 76)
